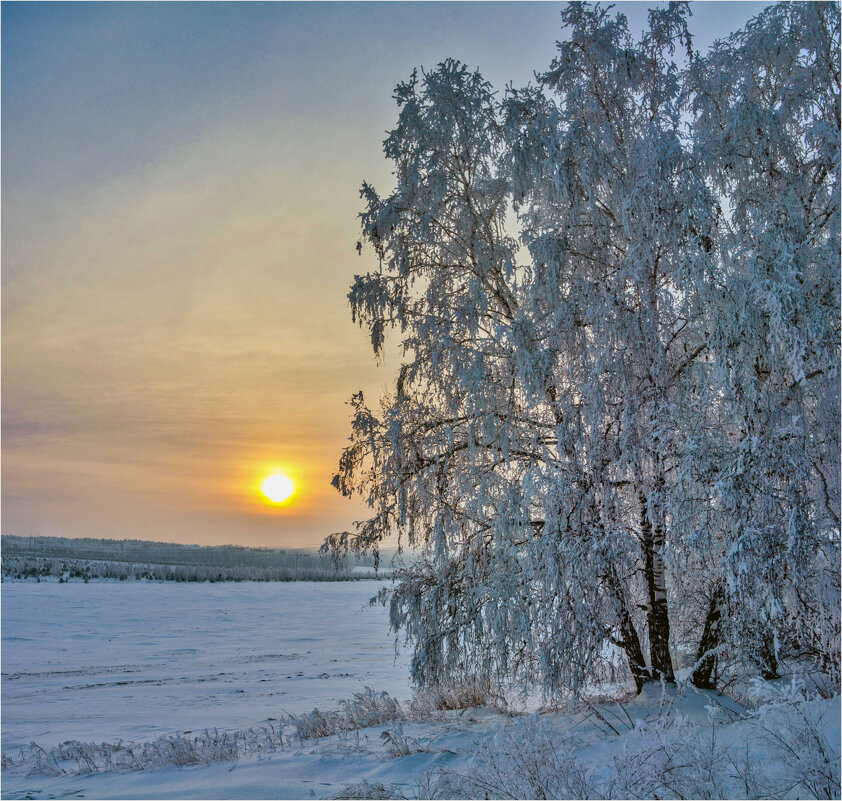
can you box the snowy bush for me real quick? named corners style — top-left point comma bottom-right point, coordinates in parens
top-left (332, 781), bottom-right (408, 800)
top-left (289, 688), bottom-right (403, 741)
top-left (380, 722), bottom-right (429, 758)
top-left (428, 689), bottom-right (841, 800)
top-left (2, 723), bottom-right (286, 776)
top-left (5, 683), bottom-right (837, 799)
top-left (437, 715), bottom-right (595, 800)
top-left (408, 677), bottom-right (502, 717)
top-left (747, 679), bottom-right (841, 799)
top-left (606, 711), bottom-right (745, 799)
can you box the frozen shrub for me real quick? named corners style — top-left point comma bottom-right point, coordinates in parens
top-left (290, 688), bottom-right (403, 741)
top-left (429, 689), bottom-right (841, 800)
top-left (3, 722), bottom-right (286, 777)
top-left (341, 687), bottom-right (403, 729)
top-left (291, 708), bottom-right (336, 740)
top-left (608, 689), bottom-right (840, 801)
top-left (332, 781), bottom-right (407, 799)
top-left (607, 712), bottom-right (740, 799)
top-left (747, 679), bottom-right (841, 800)
top-left (380, 722), bottom-right (428, 757)
top-left (408, 677), bottom-right (502, 718)
top-left (26, 743), bottom-right (65, 777)
top-left (435, 715), bottom-right (595, 800)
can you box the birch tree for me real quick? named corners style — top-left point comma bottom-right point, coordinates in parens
top-left (327, 1), bottom-right (840, 698)
top-left (687, 0), bottom-right (840, 684)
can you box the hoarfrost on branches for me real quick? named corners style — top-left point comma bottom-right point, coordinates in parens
top-left (326, 1), bottom-right (840, 700)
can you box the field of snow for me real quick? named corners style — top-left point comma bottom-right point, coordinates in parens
top-left (2, 581), bottom-right (839, 800)
top-left (1, 581), bottom-right (410, 749)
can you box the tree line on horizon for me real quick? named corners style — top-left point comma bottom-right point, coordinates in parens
top-left (2, 534), bottom-right (379, 582)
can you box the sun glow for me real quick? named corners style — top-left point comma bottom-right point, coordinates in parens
top-left (261, 472), bottom-right (295, 504)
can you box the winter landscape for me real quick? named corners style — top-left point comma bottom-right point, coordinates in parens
top-left (3, 1), bottom-right (840, 799)
top-left (1, 578), bottom-right (839, 799)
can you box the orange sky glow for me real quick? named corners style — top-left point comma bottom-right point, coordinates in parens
top-left (2, 2), bottom-right (770, 548)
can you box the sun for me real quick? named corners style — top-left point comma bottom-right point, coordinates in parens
top-left (261, 472), bottom-right (295, 504)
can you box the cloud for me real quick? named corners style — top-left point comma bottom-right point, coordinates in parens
top-left (2, 107), bottom-right (393, 545)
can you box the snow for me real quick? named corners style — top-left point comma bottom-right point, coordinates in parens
top-left (1, 581), bottom-right (410, 749)
top-left (2, 582), bottom-right (839, 799)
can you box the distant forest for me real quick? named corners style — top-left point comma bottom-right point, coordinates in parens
top-left (1, 535), bottom-right (380, 583)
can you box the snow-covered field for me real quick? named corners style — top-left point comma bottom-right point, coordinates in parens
top-left (2, 581), bottom-right (839, 800)
top-left (1, 581), bottom-right (409, 748)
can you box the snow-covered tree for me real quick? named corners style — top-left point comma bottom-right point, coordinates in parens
top-left (686, 0), bottom-right (840, 684)
top-left (327, 1), bottom-right (840, 698)
top-left (506, 0), bottom-right (721, 688)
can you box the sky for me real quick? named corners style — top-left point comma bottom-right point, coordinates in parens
top-left (2, 1), bottom-right (771, 548)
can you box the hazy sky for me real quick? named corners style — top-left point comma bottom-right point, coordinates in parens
top-left (3, 2), bottom-right (770, 548)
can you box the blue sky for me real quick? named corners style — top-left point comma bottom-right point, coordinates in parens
top-left (2, 2), bottom-right (771, 547)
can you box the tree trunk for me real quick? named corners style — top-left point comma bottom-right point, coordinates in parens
top-left (640, 488), bottom-right (675, 683)
top-left (692, 583), bottom-right (725, 689)
top-left (756, 629), bottom-right (779, 680)
top-left (606, 563), bottom-right (651, 693)
top-left (590, 489), bottom-right (652, 694)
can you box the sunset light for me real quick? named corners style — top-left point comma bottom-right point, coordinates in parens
top-left (261, 472), bottom-right (295, 504)
top-left (4, 4), bottom-right (836, 799)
